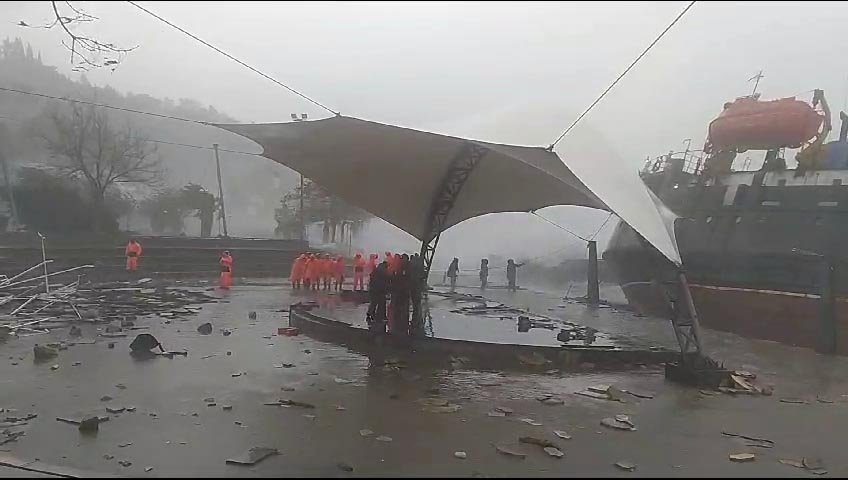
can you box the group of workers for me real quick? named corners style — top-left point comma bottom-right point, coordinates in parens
top-left (365, 251), bottom-right (425, 336)
top-left (124, 239), bottom-right (235, 290)
top-left (288, 253), bottom-right (350, 291)
top-left (444, 257), bottom-right (525, 292)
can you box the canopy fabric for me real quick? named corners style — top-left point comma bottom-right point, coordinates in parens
top-left (217, 115), bottom-right (681, 265)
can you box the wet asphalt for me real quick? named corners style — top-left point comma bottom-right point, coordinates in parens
top-left (3, 279), bottom-right (848, 477)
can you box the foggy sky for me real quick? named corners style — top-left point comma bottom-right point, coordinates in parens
top-left (3, 1), bottom-right (848, 263)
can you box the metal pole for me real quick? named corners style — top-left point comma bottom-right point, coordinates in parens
top-left (37, 232), bottom-right (49, 294)
top-left (213, 144), bottom-right (228, 237)
top-left (676, 271), bottom-right (703, 354)
top-left (299, 174), bottom-right (305, 241)
top-left (586, 240), bottom-right (600, 305)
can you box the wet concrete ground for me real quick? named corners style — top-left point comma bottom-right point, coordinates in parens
top-left (3, 279), bottom-right (848, 477)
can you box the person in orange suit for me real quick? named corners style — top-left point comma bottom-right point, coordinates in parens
top-left (367, 253), bottom-right (378, 276)
top-left (353, 253), bottom-right (366, 291)
top-left (305, 254), bottom-right (320, 291)
top-left (320, 254), bottom-right (331, 290)
top-left (302, 254), bottom-right (314, 290)
top-left (125, 238), bottom-right (142, 272)
top-left (334, 255), bottom-right (346, 291)
top-left (290, 254), bottom-right (306, 289)
top-left (219, 250), bottom-right (233, 289)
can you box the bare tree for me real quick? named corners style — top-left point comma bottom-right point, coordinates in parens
top-left (18, 1), bottom-right (135, 72)
top-left (43, 102), bottom-right (161, 231)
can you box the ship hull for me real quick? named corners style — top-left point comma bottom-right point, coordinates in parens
top-left (618, 277), bottom-right (848, 352)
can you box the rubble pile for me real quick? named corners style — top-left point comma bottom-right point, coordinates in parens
top-left (0, 260), bottom-right (217, 337)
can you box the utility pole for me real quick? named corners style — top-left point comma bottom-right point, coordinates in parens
top-left (213, 143), bottom-right (228, 237)
top-left (749, 70), bottom-right (765, 96)
top-left (292, 113), bottom-right (308, 243)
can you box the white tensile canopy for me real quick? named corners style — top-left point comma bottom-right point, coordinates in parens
top-left (217, 115), bottom-right (681, 265)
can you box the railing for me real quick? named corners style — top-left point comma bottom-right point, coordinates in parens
top-left (641, 149), bottom-right (706, 176)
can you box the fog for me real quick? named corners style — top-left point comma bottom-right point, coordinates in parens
top-left (3, 1), bottom-right (848, 264)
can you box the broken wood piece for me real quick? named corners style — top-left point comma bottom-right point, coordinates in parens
top-left (225, 447), bottom-right (278, 466)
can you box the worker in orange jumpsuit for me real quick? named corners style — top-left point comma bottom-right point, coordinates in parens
top-left (321, 254), bottom-right (332, 290)
top-left (302, 254), bottom-right (314, 290)
top-left (305, 254), bottom-right (320, 291)
top-left (367, 254), bottom-right (378, 276)
top-left (219, 250), bottom-right (233, 289)
top-left (334, 255), bottom-right (346, 291)
top-left (125, 239), bottom-right (142, 272)
top-left (290, 254), bottom-right (306, 289)
top-left (353, 253), bottom-right (366, 291)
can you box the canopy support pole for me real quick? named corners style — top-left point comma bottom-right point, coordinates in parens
top-left (412, 142), bottom-right (488, 336)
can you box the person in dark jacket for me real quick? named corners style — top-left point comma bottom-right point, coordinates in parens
top-left (391, 254), bottom-right (411, 336)
top-left (506, 259), bottom-right (524, 292)
top-left (366, 262), bottom-right (390, 333)
top-left (446, 258), bottom-right (459, 291)
top-left (479, 258), bottom-right (489, 289)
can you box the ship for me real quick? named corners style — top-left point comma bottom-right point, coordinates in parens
top-left (603, 88), bottom-right (848, 354)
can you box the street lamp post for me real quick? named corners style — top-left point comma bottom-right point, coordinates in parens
top-left (292, 113), bottom-right (308, 242)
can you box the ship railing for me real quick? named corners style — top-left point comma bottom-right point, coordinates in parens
top-left (640, 150), bottom-right (706, 176)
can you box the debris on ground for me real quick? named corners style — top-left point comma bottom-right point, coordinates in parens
top-left (337, 462), bottom-right (354, 472)
top-left (422, 404), bottom-right (462, 414)
top-left (105, 407), bottom-right (125, 414)
top-left (118, 460), bottom-right (132, 467)
top-left (779, 398), bottom-right (808, 404)
top-left (544, 447), bottom-right (564, 459)
top-left (780, 457), bottom-right (827, 475)
top-left (248, 312), bottom-right (257, 320)
top-left (495, 444), bottom-right (527, 459)
top-left (621, 388), bottom-right (655, 399)
top-left (145, 467), bottom-right (153, 472)
top-left (454, 451), bottom-right (467, 459)
top-left (264, 399), bottom-right (315, 409)
top-left (519, 436), bottom-right (558, 449)
top-left (487, 409), bottom-right (507, 417)
top-left (100, 396), bottom-right (113, 402)
top-left (77, 416), bottom-right (106, 433)
top-left (536, 394), bottom-right (565, 406)
top-left (68, 326), bottom-right (82, 337)
top-left (729, 453), bottom-right (756, 462)
top-left (33, 344), bottom-right (58, 361)
top-left (721, 432), bottom-right (774, 449)
top-left (197, 323), bottom-right (213, 335)
top-left (553, 430), bottom-right (572, 440)
top-left (222, 405), bottom-right (233, 411)
top-left (375, 435), bottom-right (392, 442)
top-left (600, 416), bottom-right (636, 431)
top-left (334, 377), bottom-right (353, 384)
top-left (226, 446), bottom-right (279, 466)
top-left (615, 461), bottom-right (637, 471)
top-left (520, 418), bottom-right (542, 426)
top-left (576, 385), bottom-right (626, 402)
top-left (359, 429), bottom-right (373, 437)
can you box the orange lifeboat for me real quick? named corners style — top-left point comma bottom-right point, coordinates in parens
top-left (707, 96), bottom-right (824, 152)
